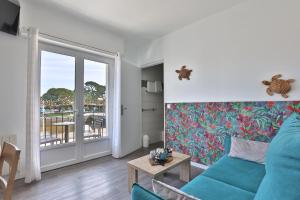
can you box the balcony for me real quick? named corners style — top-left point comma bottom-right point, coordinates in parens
top-left (40, 109), bottom-right (107, 147)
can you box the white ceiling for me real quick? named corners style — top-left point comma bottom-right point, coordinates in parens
top-left (26, 0), bottom-right (246, 39)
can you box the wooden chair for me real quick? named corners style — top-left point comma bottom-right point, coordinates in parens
top-left (0, 142), bottom-right (21, 200)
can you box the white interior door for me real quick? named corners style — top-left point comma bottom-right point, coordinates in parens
top-left (39, 43), bottom-right (114, 171)
top-left (121, 61), bottom-right (142, 156)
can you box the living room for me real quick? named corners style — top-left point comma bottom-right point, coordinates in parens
top-left (0, 0), bottom-right (300, 199)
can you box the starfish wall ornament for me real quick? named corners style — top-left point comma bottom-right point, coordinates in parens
top-left (175, 66), bottom-right (192, 80)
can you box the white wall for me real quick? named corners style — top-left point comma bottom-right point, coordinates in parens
top-left (142, 65), bottom-right (164, 144)
top-left (123, 37), bottom-right (164, 67)
top-left (19, 1), bottom-right (124, 53)
top-left (0, 32), bottom-right (27, 177)
top-left (144, 0), bottom-right (300, 103)
top-left (139, 38), bottom-right (164, 67)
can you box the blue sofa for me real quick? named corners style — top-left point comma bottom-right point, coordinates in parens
top-left (131, 113), bottom-right (300, 200)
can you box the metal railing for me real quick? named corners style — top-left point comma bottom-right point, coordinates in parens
top-left (40, 110), bottom-right (106, 147)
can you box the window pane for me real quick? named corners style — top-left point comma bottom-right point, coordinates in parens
top-left (83, 59), bottom-right (107, 140)
top-left (40, 51), bottom-right (76, 147)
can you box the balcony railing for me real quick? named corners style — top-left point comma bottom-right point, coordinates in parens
top-left (40, 110), bottom-right (106, 147)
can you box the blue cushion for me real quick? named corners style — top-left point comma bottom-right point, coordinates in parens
top-left (254, 113), bottom-right (300, 200)
top-left (131, 183), bottom-right (163, 200)
top-left (181, 175), bottom-right (255, 200)
top-left (202, 155), bottom-right (265, 193)
top-left (276, 113), bottom-right (300, 136)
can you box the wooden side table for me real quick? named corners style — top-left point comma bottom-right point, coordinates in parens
top-left (127, 151), bottom-right (191, 192)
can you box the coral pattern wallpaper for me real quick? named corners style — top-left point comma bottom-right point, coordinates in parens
top-left (165, 101), bottom-right (300, 165)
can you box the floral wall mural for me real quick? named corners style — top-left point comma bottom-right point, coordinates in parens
top-left (165, 101), bottom-right (300, 166)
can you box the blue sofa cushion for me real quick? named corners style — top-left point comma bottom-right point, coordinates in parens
top-left (276, 113), bottom-right (300, 136)
top-left (131, 183), bottom-right (163, 200)
top-left (181, 175), bottom-right (255, 200)
top-left (202, 155), bottom-right (265, 193)
top-left (254, 113), bottom-right (300, 200)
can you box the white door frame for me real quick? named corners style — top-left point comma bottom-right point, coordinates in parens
top-left (39, 42), bottom-right (114, 171)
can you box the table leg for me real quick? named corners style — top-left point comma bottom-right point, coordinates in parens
top-left (180, 160), bottom-right (191, 182)
top-left (154, 173), bottom-right (164, 181)
top-left (128, 166), bottom-right (138, 192)
top-left (65, 125), bottom-right (69, 143)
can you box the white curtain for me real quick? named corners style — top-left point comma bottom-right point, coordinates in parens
top-left (25, 27), bottom-right (41, 183)
top-left (112, 53), bottom-right (122, 158)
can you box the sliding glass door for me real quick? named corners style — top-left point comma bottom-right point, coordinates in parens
top-left (39, 43), bottom-right (113, 171)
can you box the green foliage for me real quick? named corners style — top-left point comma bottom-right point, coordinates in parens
top-left (41, 81), bottom-right (106, 111)
top-left (84, 81), bottom-right (106, 105)
top-left (42, 88), bottom-right (74, 101)
top-left (41, 88), bottom-right (74, 110)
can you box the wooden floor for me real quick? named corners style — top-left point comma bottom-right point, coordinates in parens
top-left (12, 143), bottom-right (203, 200)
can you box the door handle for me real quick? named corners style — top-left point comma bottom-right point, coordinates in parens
top-left (121, 105), bottom-right (127, 116)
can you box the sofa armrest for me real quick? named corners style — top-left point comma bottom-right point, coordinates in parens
top-left (131, 183), bottom-right (164, 200)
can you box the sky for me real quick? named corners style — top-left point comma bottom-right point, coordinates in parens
top-left (41, 51), bottom-right (107, 95)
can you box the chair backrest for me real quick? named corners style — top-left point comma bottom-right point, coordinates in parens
top-left (0, 142), bottom-right (21, 200)
top-left (94, 116), bottom-right (104, 128)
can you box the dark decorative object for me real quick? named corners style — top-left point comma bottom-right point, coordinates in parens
top-left (175, 66), bottom-right (192, 80)
top-left (149, 148), bottom-right (173, 166)
top-left (262, 74), bottom-right (295, 98)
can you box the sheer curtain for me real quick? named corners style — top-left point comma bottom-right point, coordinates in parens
top-left (25, 27), bottom-right (41, 183)
top-left (112, 53), bottom-right (122, 158)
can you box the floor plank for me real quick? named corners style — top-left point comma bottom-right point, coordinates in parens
top-left (11, 143), bottom-right (203, 200)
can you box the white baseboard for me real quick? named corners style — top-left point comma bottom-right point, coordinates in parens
top-left (41, 150), bottom-right (112, 172)
top-left (41, 158), bottom-right (78, 172)
top-left (82, 150), bottom-right (111, 161)
top-left (191, 162), bottom-right (209, 170)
